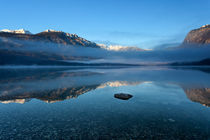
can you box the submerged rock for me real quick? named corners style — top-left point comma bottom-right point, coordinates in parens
top-left (114, 93), bottom-right (133, 100)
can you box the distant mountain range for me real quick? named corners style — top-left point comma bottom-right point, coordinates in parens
top-left (0, 29), bottom-right (100, 48)
top-left (0, 29), bottom-right (146, 66)
top-left (0, 29), bottom-right (107, 66)
top-left (0, 25), bottom-right (210, 66)
top-left (1, 24), bottom-right (210, 49)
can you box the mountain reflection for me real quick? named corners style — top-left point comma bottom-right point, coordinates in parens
top-left (184, 88), bottom-right (210, 107)
top-left (0, 67), bottom-right (210, 106)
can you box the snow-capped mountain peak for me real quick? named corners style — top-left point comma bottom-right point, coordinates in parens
top-left (0, 29), bottom-right (32, 34)
top-left (43, 29), bottom-right (62, 33)
top-left (98, 44), bottom-right (146, 51)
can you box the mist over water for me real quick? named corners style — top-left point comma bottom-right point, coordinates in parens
top-left (1, 37), bottom-right (210, 64)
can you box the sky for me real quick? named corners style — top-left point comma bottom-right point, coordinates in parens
top-left (1, 0), bottom-right (210, 49)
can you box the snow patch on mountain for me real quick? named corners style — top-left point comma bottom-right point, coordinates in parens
top-left (43, 29), bottom-right (60, 33)
top-left (98, 44), bottom-right (149, 51)
top-left (201, 24), bottom-right (210, 29)
top-left (0, 29), bottom-right (32, 34)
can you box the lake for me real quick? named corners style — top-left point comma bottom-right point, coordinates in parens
top-left (0, 66), bottom-right (210, 139)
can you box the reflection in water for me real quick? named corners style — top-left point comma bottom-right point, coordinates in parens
top-left (184, 88), bottom-right (210, 107)
top-left (1, 67), bottom-right (210, 106)
top-left (0, 67), bottom-right (210, 139)
top-left (0, 99), bottom-right (31, 104)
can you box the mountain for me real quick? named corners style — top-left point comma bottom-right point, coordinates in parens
top-left (183, 24), bottom-right (210, 45)
top-left (0, 29), bottom-right (144, 66)
top-left (0, 29), bottom-right (100, 48)
top-left (0, 29), bottom-right (103, 65)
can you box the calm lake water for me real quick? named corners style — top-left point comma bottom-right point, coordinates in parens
top-left (0, 67), bottom-right (210, 140)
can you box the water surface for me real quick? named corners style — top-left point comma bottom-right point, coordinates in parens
top-left (0, 67), bottom-right (210, 139)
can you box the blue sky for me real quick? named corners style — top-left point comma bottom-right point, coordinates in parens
top-left (1, 0), bottom-right (210, 49)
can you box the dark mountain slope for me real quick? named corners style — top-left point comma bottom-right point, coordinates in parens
top-left (171, 58), bottom-right (210, 66)
top-left (0, 30), bottom-right (100, 48)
